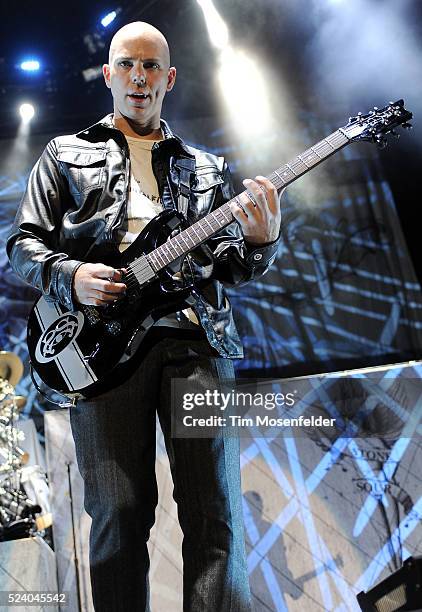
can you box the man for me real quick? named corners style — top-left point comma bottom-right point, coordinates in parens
top-left (7, 22), bottom-right (283, 612)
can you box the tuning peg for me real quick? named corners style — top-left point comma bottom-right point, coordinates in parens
top-left (373, 106), bottom-right (379, 111)
top-left (402, 122), bottom-right (413, 130)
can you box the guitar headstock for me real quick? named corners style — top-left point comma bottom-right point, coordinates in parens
top-left (342, 100), bottom-right (413, 147)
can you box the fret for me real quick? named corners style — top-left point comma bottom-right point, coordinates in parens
top-left (179, 233), bottom-right (191, 250)
top-left (146, 252), bottom-right (159, 272)
top-left (164, 243), bottom-right (179, 260)
top-left (286, 163), bottom-right (297, 176)
top-left (191, 225), bottom-right (202, 241)
top-left (184, 231), bottom-right (196, 247)
top-left (195, 222), bottom-right (209, 239)
top-left (215, 208), bottom-right (228, 223)
top-left (172, 240), bottom-right (183, 256)
top-left (148, 251), bottom-right (158, 268)
top-left (155, 247), bottom-right (169, 267)
top-left (163, 246), bottom-right (173, 263)
top-left (300, 150), bottom-right (320, 166)
top-left (156, 247), bottom-right (169, 265)
top-left (210, 216), bottom-right (220, 231)
top-left (291, 157), bottom-right (308, 174)
top-left (278, 166), bottom-right (296, 182)
top-left (326, 130), bottom-right (348, 149)
top-left (323, 137), bottom-right (336, 150)
top-left (272, 170), bottom-right (286, 187)
top-left (313, 140), bottom-right (333, 157)
top-left (310, 146), bottom-right (322, 159)
top-left (204, 217), bottom-right (216, 233)
top-left (154, 250), bottom-right (166, 268)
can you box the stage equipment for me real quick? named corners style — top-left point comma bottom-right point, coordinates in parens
top-left (26, 100), bottom-right (413, 400)
top-left (0, 351), bottom-right (23, 386)
top-left (0, 353), bottom-right (46, 541)
top-left (357, 556), bottom-right (422, 611)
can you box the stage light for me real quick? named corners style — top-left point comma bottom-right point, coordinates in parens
top-left (101, 10), bottom-right (117, 28)
top-left (357, 555), bottom-right (422, 611)
top-left (196, 0), bottom-right (229, 50)
top-left (19, 103), bottom-right (35, 123)
top-left (20, 60), bottom-right (40, 72)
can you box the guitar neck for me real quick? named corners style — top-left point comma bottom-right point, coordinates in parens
top-left (141, 128), bottom-right (350, 274)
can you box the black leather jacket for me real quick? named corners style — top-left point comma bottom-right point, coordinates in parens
top-left (7, 115), bottom-right (280, 358)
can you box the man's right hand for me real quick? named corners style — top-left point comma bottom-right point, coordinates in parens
top-left (73, 263), bottom-right (126, 306)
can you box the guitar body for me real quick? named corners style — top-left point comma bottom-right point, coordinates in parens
top-left (27, 210), bottom-right (193, 399)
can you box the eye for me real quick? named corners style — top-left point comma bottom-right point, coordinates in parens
top-left (144, 62), bottom-right (160, 70)
top-left (119, 60), bottom-right (133, 68)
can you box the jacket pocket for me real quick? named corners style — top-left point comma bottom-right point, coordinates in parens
top-left (190, 166), bottom-right (225, 216)
top-left (57, 147), bottom-right (107, 194)
top-left (192, 166), bottom-right (224, 192)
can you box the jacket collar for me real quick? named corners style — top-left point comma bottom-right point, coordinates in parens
top-left (76, 113), bottom-right (193, 156)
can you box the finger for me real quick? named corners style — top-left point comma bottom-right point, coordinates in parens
top-left (254, 176), bottom-right (279, 213)
top-left (95, 280), bottom-right (126, 294)
top-left (242, 179), bottom-right (267, 210)
top-left (111, 268), bottom-right (126, 281)
top-left (91, 290), bottom-right (123, 304)
top-left (92, 264), bottom-right (121, 280)
top-left (229, 198), bottom-right (249, 220)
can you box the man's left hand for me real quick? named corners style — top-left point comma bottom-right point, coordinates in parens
top-left (229, 176), bottom-right (285, 246)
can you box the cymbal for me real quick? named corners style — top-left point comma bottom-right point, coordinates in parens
top-left (0, 352), bottom-right (24, 386)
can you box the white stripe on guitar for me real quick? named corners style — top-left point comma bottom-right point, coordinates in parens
top-left (34, 297), bottom-right (98, 391)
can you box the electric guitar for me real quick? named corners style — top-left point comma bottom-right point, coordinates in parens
top-left (27, 100), bottom-right (413, 399)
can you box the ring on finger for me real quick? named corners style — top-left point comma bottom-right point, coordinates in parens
top-left (245, 189), bottom-right (260, 208)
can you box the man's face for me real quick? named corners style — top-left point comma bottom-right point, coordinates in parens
top-left (103, 32), bottom-right (176, 129)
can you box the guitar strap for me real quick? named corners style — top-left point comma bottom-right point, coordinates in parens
top-left (174, 157), bottom-right (196, 218)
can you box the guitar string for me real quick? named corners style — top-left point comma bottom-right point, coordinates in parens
top-left (125, 132), bottom-right (348, 287)
top-left (124, 130), bottom-right (349, 288)
top-left (106, 113), bottom-right (407, 294)
top-left (126, 131), bottom-right (347, 277)
top-left (123, 116), bottom-right (404, 289)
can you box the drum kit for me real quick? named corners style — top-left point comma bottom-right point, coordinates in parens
top-left (0, 351), bottom-right (43, 541)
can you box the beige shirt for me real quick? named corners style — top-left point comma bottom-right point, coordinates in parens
top-left (118, 136), bottom-right (162, 252)
top-left (119, 135), bottom-right (199, 326)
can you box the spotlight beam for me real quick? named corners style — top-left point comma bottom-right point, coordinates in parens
top-left (196, 0), bottom-right (272, 138)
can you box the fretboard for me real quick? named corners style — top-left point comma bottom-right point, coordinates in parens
top-left (137, 128), bottom-right (350, 274)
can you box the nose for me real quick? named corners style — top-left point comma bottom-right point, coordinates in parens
top-left (131, 65), bottom-right (146, 86)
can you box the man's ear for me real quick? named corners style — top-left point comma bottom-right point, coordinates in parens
top-left (103, 64), bottom-right (111, 89)
top-left (167, 67), bottom-right (177, 92)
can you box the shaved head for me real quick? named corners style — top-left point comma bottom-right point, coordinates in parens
top-left (103, 21), bottom-right (176, 137)
top-left (108, 22), bottom-right (170, 67)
